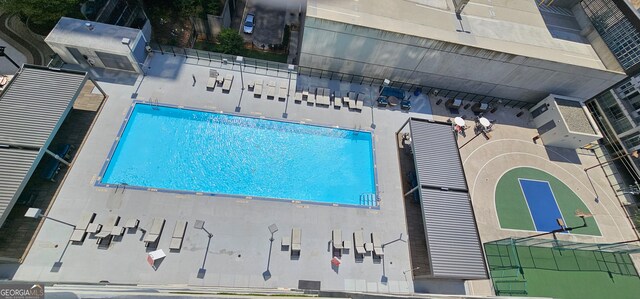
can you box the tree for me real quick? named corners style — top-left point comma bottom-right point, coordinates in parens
top-left (0, 0), bottom-right (81, 26)
top-left (217, 28), bottom-right (244, 55)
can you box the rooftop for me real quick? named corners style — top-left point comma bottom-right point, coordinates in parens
top-left (306, 0), bottom-right (617, 71)
top-left (45, 17), bottom-right (141, 54)
top-left (555, 98), bottom-right (598, 135)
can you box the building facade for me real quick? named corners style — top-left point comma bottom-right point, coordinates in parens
top-left (299, 0), bottom-right (626, 104)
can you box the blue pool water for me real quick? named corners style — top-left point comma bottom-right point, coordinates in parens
top-left (101, 104), bottom-right (376, 206)
top-left (519, 179), bottom-right (565, 232)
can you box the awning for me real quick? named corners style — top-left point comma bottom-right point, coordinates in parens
top-left (406, 118), bottom-right (487, 279)
top-left (0, 65), bottom-right (88, 227)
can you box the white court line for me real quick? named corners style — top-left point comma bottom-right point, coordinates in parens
top-left (519, 179), bottom-right (568, 233)
top-left (474, 151), bottom-right (619, 239)
top-left (517, 178), bottom-right (538, 232)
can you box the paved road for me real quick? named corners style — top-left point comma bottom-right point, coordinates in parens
top-left (0, 13), bottom-right (45, 70)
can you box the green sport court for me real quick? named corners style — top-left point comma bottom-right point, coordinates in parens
top-left (495, 167), bottom-right (600, 236)
top-left (485, 238), bottom-right (640, 299)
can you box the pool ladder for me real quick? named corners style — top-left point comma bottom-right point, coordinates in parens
top-left (360, 193), bottom-right (378, 207)
top-left (148, 98), bottom-right (159, 110)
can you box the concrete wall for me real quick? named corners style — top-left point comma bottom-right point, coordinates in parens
top-left (299, 17), bottom-right (626, 103)
top-left (46, 33), bottom-right (143, 74)
top-left (530, 95), bottom-right (602, 148)
top-left (207, 0), bottom-right (232, 39)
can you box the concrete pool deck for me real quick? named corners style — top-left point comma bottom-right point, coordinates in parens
top-left (11, 52), bottom-right (640, 297)
top-left (12, 54), bottom-right (435, 293)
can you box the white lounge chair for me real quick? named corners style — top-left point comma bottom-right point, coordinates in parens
top-left (294, 92), bottom-right (303, 103)
top-left (354, 231), bottom-right (366, 255)
top-left (69, 212), bottom-right (96, 242)
top-left (170, 220), bottom-right (187, 250)
top-left (254, 80), bottom-right (263, 98)
top-left (316, 88), bottom-right (330, 106)
top-left (95, 215), bottom-right (121, 245)
top-left (354, 93), bottom-right (365, 111)
top-left (207, 69), bottom-right (218, 90)
top-left (371, 232), bottom-right (384, 257)
top-left (332, 229), bottom-right (343, 250)
top-left (144, 218), bottom-right (166, 247)
top-left (222, 74), bottom-right (234, 93)
top-left (291, 228), bottom-right (301, 254)
top-left (307, 88), bottom-right (316, 106)
top-left (266, 81), bottom-right (276, 99)
top-left (333, 93), bottom-right (342, 109)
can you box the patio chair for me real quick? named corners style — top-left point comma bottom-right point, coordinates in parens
top-left (291, 228), bottom-right (301, 254)
top-left (222, 74), bottom-right (234, 93)
top-left (278, 84), bottom-right (287, 101)
top-left (69, 212), bottom-right (96, 242)
top-left (316, 88), bottom-right (330, 106)
top-left (332, 229), bottom-right (343, 250)
top-left (144, 218), bottom-right (166, 247)
top-left (294, 92), bottom-right (303, 104)
top-left (207, 69), bottom-right (218, 91)
top-left (95, 215), bottom-right (121, 245)
top-left (344, 92), bottom-right (356, 109)
top-left (170, 220), bottom-right (188, 250)
top-left (254, 80), bottom-right (263, 98)
top-left (355, 93), bottom-right (365, 111)
top-left (371, 232), bottom-right (384, 257)
top-left (353, 230), bottom-right (366, 255)
top-left (266, 81), bottom-right (277, 99)
top-left (333, 92), bottom-right (342, 109)
top-left (307, 88), bottom-right (316, 106)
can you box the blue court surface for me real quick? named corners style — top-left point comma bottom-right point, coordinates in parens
top-left (518, 179), bottom-right (565, 232)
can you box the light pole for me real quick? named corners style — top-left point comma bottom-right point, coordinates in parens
top-left (371, 79), bottom-right (390, 129)
top-left (236, 56), bottom-right (244, 90)
top-left (24, 208), bottom-right (75, 227)
top-left (0, 46), bottom-right (20, 69)
top-left (194, 220), bottom-right (213, 278)
top-left (287, 64), bottom-right (295, 97)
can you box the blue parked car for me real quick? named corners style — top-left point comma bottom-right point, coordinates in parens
top-left (243, 13), bottom-right (255, 34)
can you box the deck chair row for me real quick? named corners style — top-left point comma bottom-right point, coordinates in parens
top-left (69, 212), bottom-right (186, 251)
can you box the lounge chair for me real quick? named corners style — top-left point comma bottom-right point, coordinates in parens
top-left (144, 218), bottom-right (166, 247)
top-left (222, 74), bottom-right (234, 93)
top-left (207, 69), bottom-right (218, 91)
top-left (344, 92), bottom-right (356, 109)
top-left (291, 228), bottom-right (301, 254)
top-left (266, 81), bottom-right (276, 99)
top-left (278, 84), bottom-right (287, 101)
top-left (355, 93), bottom-right (365, 111)
top-left (333, 93), bottom-right (342, 109)
top-left (69, 212), bottom-right (96, 242)
top-left (254, 80), bottom-right (263, 98)
top-left (332, 229), bottom-right (343, 250)
top-left (307, 88), bottom-right (316, 106)
top-left (353, 231), bottom-right (366, 255)
top-left (170, 220), bottom-right (187, 250)
top-left (302, 89), bottom-right (309, 101)
top-left (95, 215), bottom-right (121, 246)
top-left (294, 92), bottom-right (303, 103)
top-left (316, 88), bottom-right (330, 106)
top-left (371, 232), bottom-right (384, 257)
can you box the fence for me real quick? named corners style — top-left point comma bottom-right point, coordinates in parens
top-left (297, 65), bottom-right (536, 110)
top-left (149, 43), bottom-right (295, 79)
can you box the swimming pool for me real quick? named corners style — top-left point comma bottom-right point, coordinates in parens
top-left (99, 103), bottom-right (377, 207)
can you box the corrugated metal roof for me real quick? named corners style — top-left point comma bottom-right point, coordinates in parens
top-left (409, 119), bottom-right (467, 191)
top-left (0, 66), bottom-right (86, 148)
top-left (420, 188), bottom-right (487, 279)
top-left (0, 148), bottom-right (40, 225)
